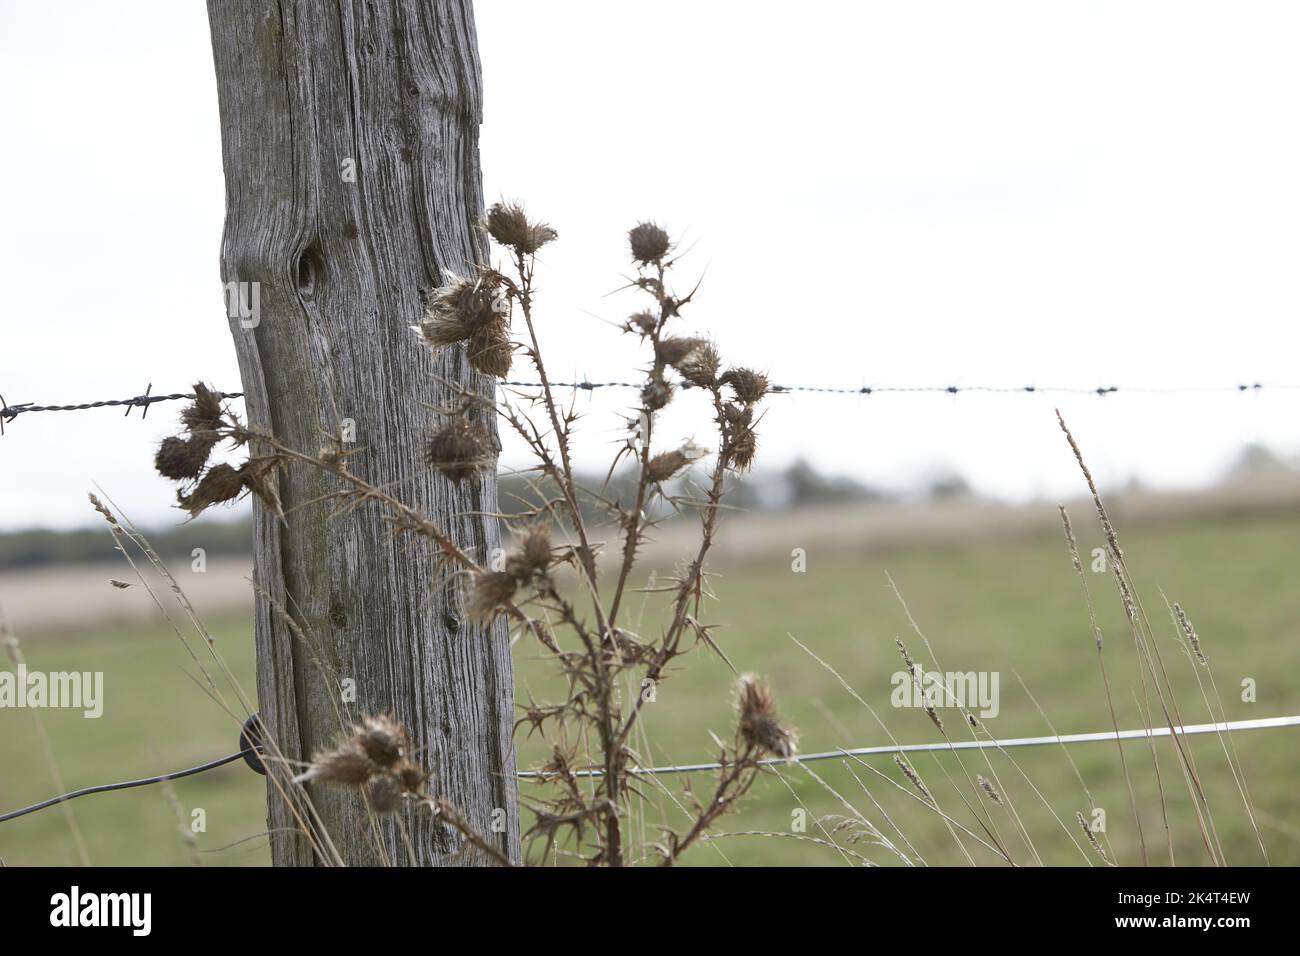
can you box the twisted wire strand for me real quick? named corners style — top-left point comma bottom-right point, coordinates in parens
top-left (4, 379), bottom-right (1293, 432)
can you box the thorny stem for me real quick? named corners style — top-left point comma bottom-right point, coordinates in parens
top-left (660, 743), bottom-right (762, 865)
top-left (427, 798), bottom-right (516, 867)
top-left (613, 386), bottom-right (730, 755)
top-left (509, 249), bottom-right (625, 866)
top-left (606, 260), bottom-right (666, 630)
top-left (510, 250), bottom-right (609, 638)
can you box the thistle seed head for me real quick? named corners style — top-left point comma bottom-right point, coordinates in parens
top-left (512, 522), bottom-right (553, 574)
top-left (426, 420), bottom-right (493, 483)
top-left (677, 341), bottom-right (722, 388)
top-left (466, 320), bottom-right (514, 377)
top-left (292, 715), bottom-right (428, 813)
top-left (736, 673), bottom-right (797, 759)
top-left (179, 463), bottom-right (245, 517)
top-left (298, 743), bottom-right (374, 786)
top-left (154, 436), bottom-right (211, 481)
top-left (237, 456), bottom-right (283, 514)
top-left (640, 378), bottom-right (674, 411)
top-left (470, 570), bottom-right (517, 621)
top-left (628, 221), bottom-right (671, 264)
top-left (625, 311), bottom-right (658, 337)
top-left (356, 714), bottom-right (407, 768)
top-left (366, 771), bottom-right (406, 814)
top-left (656, 336), bottom-right (706, 368)
top-left (721, 367), bottom-right (770, 405)
top-left (645, 442), bottom-right (707, 483)
top-left (417, 271), bottom-right (512, 375)
top-left (485, 202), bottom-right (556, 254)
top-left (720, 403), bottom-right (758, 471)
top-left (181, 382), bottom-right (224, 433)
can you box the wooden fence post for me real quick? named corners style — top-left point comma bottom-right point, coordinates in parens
top-left (207, 0), bottom-right (517, 865)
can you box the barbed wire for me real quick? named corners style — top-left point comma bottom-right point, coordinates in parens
top-left (3, 714), bottom-right (1296, 823)
top-left (3, 377), bottom-right (1296, 435)
top-left (510, 380), bottom-right (1298, 397)
top-left (0, 384), bottom-right (245, 435)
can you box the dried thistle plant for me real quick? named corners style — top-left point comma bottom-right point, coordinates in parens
top-left (294, 714), bottom-right (427, 814)
top-left (155, 203), bottom-right (777, 866)
top-left (152, 383), bottom-right (286, 519)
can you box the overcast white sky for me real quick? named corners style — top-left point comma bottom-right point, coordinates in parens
top-left (1, 1), bottom-right (1298, 530)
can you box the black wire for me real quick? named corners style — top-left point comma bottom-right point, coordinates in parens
top-left (0, 749), bottom-right (256, 824)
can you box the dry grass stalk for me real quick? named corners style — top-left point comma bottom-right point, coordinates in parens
top-left (1058, 504), bottom-right (1146, 864)
top-left (1057, 410), bottom-right (1224, 866)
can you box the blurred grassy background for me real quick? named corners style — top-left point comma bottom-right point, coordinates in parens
top-left (1, 501), bottom-right (1297, 866)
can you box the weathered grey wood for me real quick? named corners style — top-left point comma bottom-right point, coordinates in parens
top-left (206, 0), bottom-right (517, 866)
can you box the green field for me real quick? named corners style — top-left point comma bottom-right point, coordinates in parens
top-left (2, 505), bottom-right (1297, 866)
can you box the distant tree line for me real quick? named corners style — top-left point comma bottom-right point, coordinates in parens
top-left (0, 459), bottom-right (964, 569)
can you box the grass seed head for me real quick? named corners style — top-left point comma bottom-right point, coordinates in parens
top-left (894, 755), bottom-right (932, 803)
top-left (1077, 810), bottom-right (1109, 861)
top-left (978, 774), bottom-right (1002, 804)
top-left (1173, 602), bottom-right (1207, 665)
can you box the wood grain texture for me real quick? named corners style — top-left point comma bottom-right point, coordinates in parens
top-left (206, 0), bottom-right (517, 865)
